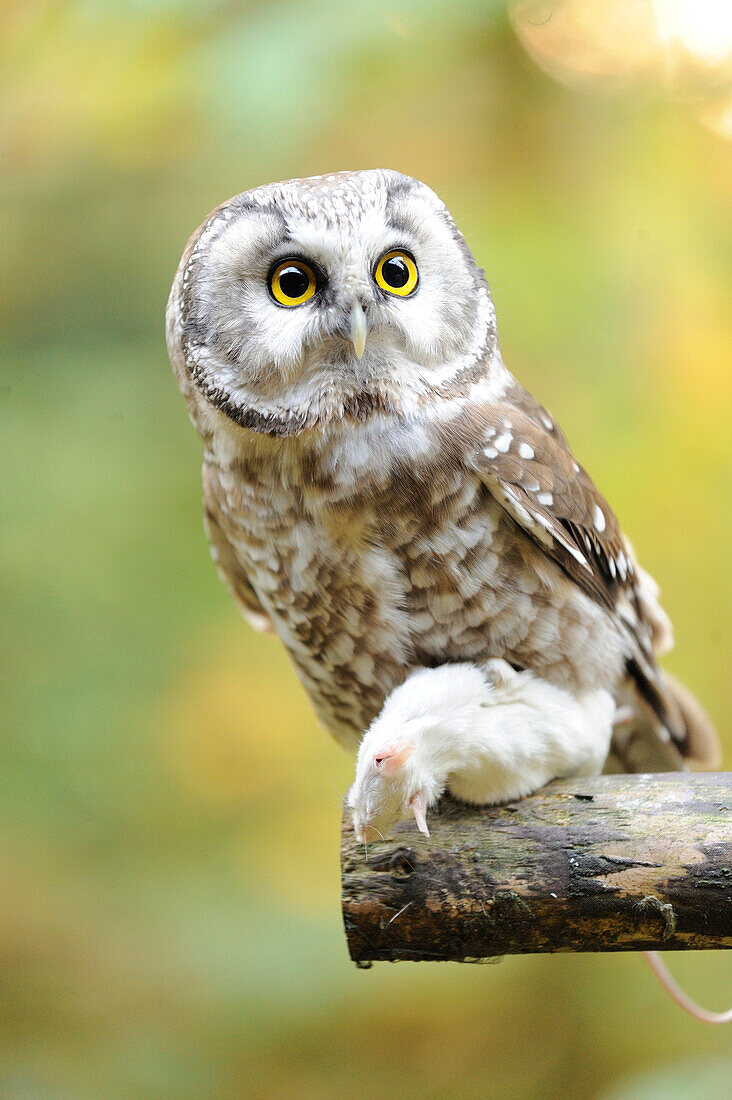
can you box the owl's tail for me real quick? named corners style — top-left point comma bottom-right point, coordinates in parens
top-left (613, 559), bottom-right (721, 771)
top-left (663, 672), bottom-right (721, 768)
top-left (607, 671), bottom-right (720, 774)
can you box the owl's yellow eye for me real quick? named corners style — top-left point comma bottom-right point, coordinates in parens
top-left (374, 250), bottom-right (419, 297)
top-left (269, 259), bottom-right (317, 306)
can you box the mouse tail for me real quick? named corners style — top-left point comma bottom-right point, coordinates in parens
top-left (642, 952), bottom-right (732, 1025)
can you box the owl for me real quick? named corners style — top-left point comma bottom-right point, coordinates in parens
top-left (166, 170), bottom-right (718, 836)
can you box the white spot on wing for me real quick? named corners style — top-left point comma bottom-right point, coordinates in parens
top-left (518, 442), bottom-right (535, 460)
top-left (593, 504), bottom-right (606, 532)
top-left (537, 491), bottom-right (553, 506)
top-left (494, 432), bottom-right (512, 453)
top-left (568, 545), bottom-right (588, 566)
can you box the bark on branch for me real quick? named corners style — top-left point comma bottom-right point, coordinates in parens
top-left (341, 773), bottom-right (731, 964)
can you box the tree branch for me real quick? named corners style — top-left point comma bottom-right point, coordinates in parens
top-left (341, 773), bottom-right (732, 964)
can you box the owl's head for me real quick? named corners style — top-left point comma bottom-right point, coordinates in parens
top-left (167, 170), bottom-right (499, 437)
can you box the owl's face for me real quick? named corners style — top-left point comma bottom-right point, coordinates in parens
top-left (171, 170), bottom-right (498, 436)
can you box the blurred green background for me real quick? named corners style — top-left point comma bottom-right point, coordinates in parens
top-left (1, 1), bottom-right (730, 1096)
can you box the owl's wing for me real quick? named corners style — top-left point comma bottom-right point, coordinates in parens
top-left (466, 390), bottom-right (684, 743)
top-left (202, 461), bottom-right (274, 634)
top-left (468, 394), bottom-right (630, 612)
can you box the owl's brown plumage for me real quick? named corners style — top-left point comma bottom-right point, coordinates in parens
top-left (167, 169), bottom-right (718, 774)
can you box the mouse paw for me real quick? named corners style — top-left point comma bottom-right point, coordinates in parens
top-left (481, 658), bottom-right (520, 688)
top-left (409, 790), bottom-right (430, 836)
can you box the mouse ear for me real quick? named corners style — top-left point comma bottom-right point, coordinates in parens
top-left (374, 743), bottom-right (415, 776)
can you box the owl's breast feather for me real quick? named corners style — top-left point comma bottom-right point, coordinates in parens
top-left (202, 415), bottom-right (626, 747)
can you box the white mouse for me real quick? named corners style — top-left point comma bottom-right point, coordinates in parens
top-left (348, 661), bottom-right (732, 1026)
top-left (348, 660), bottom-right (615, 843)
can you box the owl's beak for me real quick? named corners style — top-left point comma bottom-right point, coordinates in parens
top-left (349, 302), bottom-right (368, 360)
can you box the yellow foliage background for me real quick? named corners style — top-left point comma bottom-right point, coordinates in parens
top-left (1, 1), bottom-right (729, 1096)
